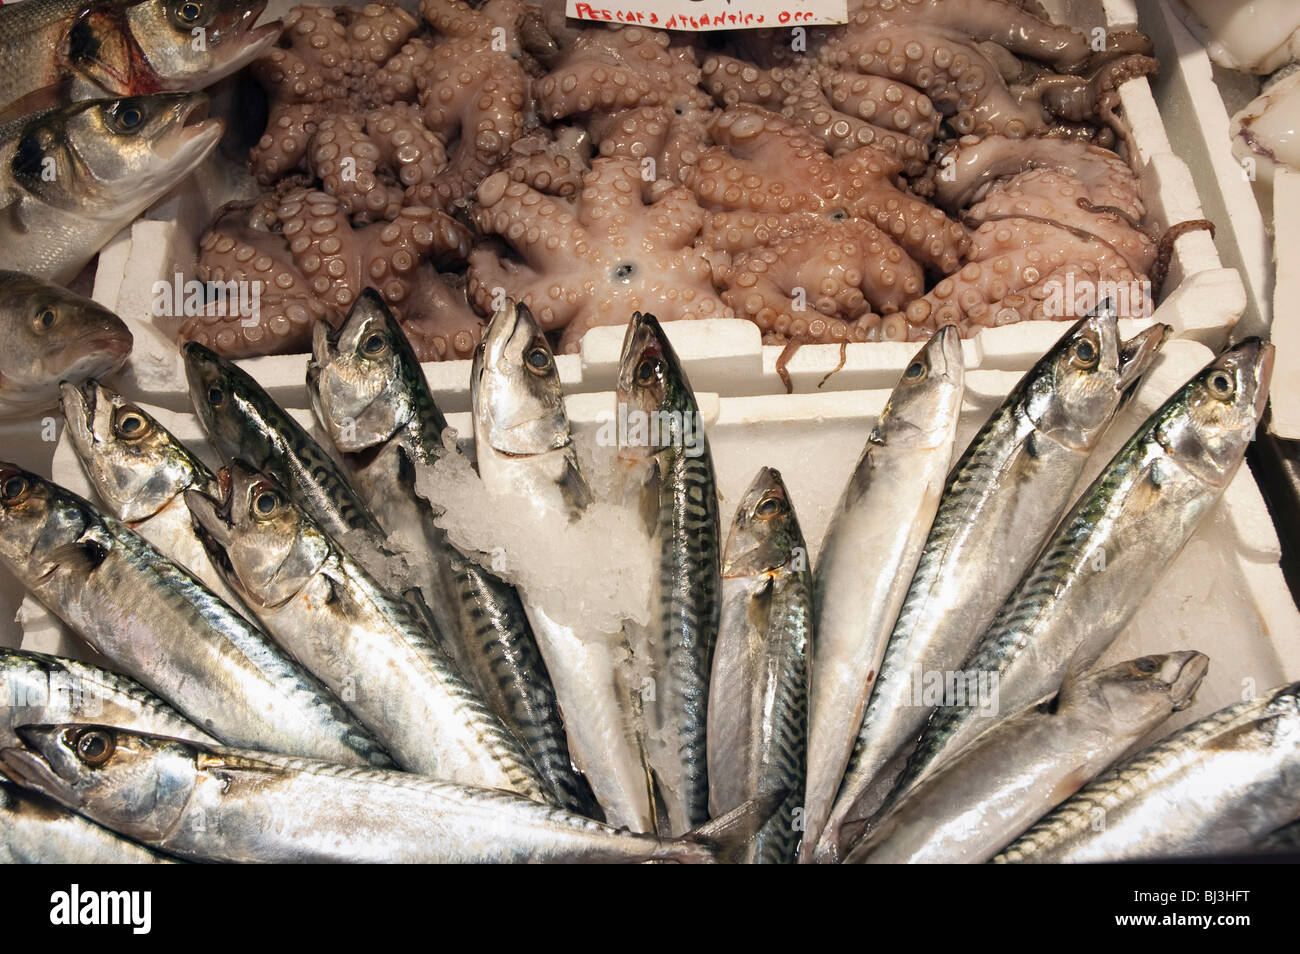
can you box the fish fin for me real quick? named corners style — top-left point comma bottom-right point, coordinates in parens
top-left (41, 525), bottom-right (113, 572)
top-left (0, 85), bottom-right (67, 124)
top-left (674, 789), bottom-right (790, 864)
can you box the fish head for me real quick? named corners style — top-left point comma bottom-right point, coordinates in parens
top-left (182, 340), bottom-right (259, 459)
top-left (16, 94), bottom-right (222, 215)
top-left (118, 0), bottom-right (283, 91)
top-left (722, 466), bottom-right (804, 578)
top-left (473, 300), bottom-right (570, 458)
top-left (0, 272), bottom-right (132, 413)
top-left (1077, 652), bottom-right (1211, 735)
top-left (1157, 338), bottom-right (1274, 488)
top-left (309, 290), bottom-right (421, 452)
top-left (0, 462), bottom-right (101, 583)
top-left (1026, 302), bottom-right (1168, 451)
top-left (185, 461), bottom-right (328, 608)
top-left (60, 380), bottom-right (204, 523)
top-left (0, 724), bottom-right (197, 843)
top-left (874, 325), bottom-right (965, 450)
top-left (616, 312), bottom-right (700, 463)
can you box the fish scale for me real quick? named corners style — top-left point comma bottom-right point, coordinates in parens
top-left (813, 310), bottom-right (1168, 861)
top-left (995, 682), bottom-right (1300, 863)
top-left (890, 338), bottom-right (1273, 806)
top-left (0, 465), bottom-right (391, 768)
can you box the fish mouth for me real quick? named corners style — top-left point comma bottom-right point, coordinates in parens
top-left (0, 730), bottom-right (76, 803)
top-left (184, 483), bottom-right (234, 552)
top-left (1117, 323), bottom-right (1169, 392)
top-left (616, 312), bottom-right (660, 394)
top-left (58, 380), bottom-right (99, 455)
top-left (479, 299), bottom-right (527, 372)
top-left (1168, 652), bottom-right (1210, 711)
top-left (1245, 338), bottom-right (1276, 421)
top-left (152, 95), bottom-right (223, 164)
top-left (927, 324), bottom-right (964, 381)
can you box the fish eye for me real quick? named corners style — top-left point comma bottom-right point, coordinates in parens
top-left (73, 729), bottom-right (115, 767)
top-left (1207, 369), bottom-right (1236, 400)
top-left (1132, 656), bottom-right (1160, 674)
top-left (524, 343), bottom-right (552, 375)
top-left (1, 474), bottom-right (28, 503)
top-left (176, 0), bottom-right (204, 24)
top-left (113, 408), bottom-right (150, 440)
top-left (903, 360), bottom-right (926, 380)
top-left (755, 494), bottom-right (785, 518)
top-left (1072, 337), bottom-right (1099, 369)
top-left (360, 332), bottom-right (388, 358)
top-left (252, 489), bottom-right (280, 518)
top-left (206, 386), bottom-right (225, 408)
top-left (635, 357), bottom-right (663, 386)
top-left (111, 105), bottom-right (145, 134)
top-left (31, 307), bottom-right (57, 334)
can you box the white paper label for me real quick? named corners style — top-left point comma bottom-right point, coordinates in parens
top-left (565, 0), bottom-right (847, 31)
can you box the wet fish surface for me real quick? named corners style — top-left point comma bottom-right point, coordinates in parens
top-left (0, 461), bottom-right (391, 767)
top-left (815, 308), bottom-right (1167, 861)
top-left (708, 467), bottom-right (812, 864)
top-left (801, 326), bottom-right (964, 860)
top-left (1, 775), bottom-right (176, 864)
top-left (843, 652), bottom-right (1208, 864)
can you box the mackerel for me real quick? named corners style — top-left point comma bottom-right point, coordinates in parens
top-left (1, 725), bottom-right (773, 863)
top-left (186, 461), bottom-right (550, 801)
top-left (844, 652), bottom-right (1207, 864)
top-left (815, 307), bottom-right (1166, 861)
top-left (2, 775), bottom-right (176, 864)
top-left (0, 461), bottom-right (391, 767)
top-left (708, 467), bottom-right (812, 864)
top-left (897, 338), bottom-right (1273, 801)
top-left (800, 326), bottom-right (964, 860)
top-left (60, 379), bottom-right (247, 615)
top-left (995, 681), bottom-right (1300, 863)
top-left (309, 291), bottom-right (590, 814)
top-left (618, 312), bottom-right (721, 835)
top-left (471, 300), bottom-right (643, 827)
top-left (1, 646), bottom-right (216, 749)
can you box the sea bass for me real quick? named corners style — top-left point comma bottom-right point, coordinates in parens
top-left (60, 379), bottom-right (246, 613)
top-left (0, 272), bottom-right (131, 419)
top-left (800, 326), bottom-right (964, 860)
top-left (0, 93), bottom-right (222, 282)
top-left (308, 291), bottom-right (591, 815)
top-left (995, 681), bottom-right (1300, 863)
top-left (708, 467), bottom-right (812, 865)
top-left (0, 461), bottom-right (391, 767)
top-left (815, 307), bottom-right (1167, 861)
top-left (471, 300), bottom-right (646, 827)
top-left (0, 725), bottom-right (772, 863)
top-left (897, 338), bottom-right (1273, 800)
top-left (0, 0), bottom-right (280, 118)
top-left (185, 461), bottom-right (551, 801)
top-left (618, 312), bottom-right (721, 835)
top-left (844, 652), bottom-right (1208, 864)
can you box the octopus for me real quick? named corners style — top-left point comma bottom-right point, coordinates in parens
top-left (534, 25), bottom-right (718, 185)
top-left (901, 134), bottom-right (1155, 335)
top-left (467, 157), bottom-right (732, 352)
top-left (183, 187), bottom-right (473, 358)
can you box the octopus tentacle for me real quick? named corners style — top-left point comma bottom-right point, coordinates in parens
top-left (505, 125), bottom-right (592, 197)
top-left (400, 265), bottom-right (487, 361)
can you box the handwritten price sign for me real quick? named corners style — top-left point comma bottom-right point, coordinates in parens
top-left (566, 0), bottom-right (848, 30)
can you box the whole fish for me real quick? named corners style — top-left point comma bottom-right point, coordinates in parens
top-left (185, 461), bottom-right (551, 801)
top-left (708, 467), bottom-right (812, 865)
top-left (0, 272), bottom-right (131, 419)
top-left (183, 341), bottom-right (402, 589)
top-left (800, 326), bottom-right (964, 860)
top-left (60, 379), bottom-right (246, 613)
top-left (1, 646), bottom-right (216, 749)
top-left (0, 0), bottom-right (280, 118)
top-left (0, 93), bottom-right (222, 282)
top-left (618, 312), bottom-right (721, 835)
top-left (897, 338), bottom-right (1274, 801)
top-left (308, 291), bottom-right (592, 815)
top-left (844, 652), bottom-right (1208, 864)
top-left (0, 725), bottom-right (772, 863)
top-left (0, 461), bottom-right (392, 767)
top-left (471, 300), bottom-right (648, 828)
top-left (814, 307), bottom-right (1167, 861)
top-left (995, 681), bottom-right (1300, 863)
top-left (2, 775), bottom-right (175, 864)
